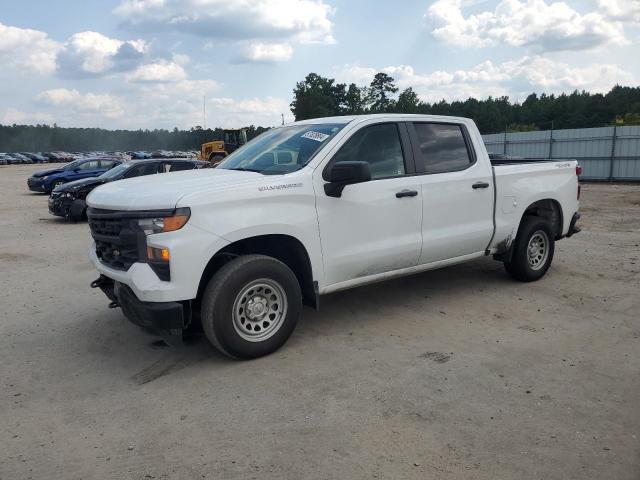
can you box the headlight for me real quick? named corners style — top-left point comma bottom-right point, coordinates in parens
top-left (63, 192), bottom-right (74, 198)
top-left (137, 208), bottom-right (190, 235)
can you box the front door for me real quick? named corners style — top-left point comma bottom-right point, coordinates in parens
top-left (314, 122), bottom-right (423, 287)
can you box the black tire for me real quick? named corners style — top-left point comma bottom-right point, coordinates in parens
top-left (200, 254), bottom-right (302, 359)
top-left (504, 216), bottom-right (555, 282)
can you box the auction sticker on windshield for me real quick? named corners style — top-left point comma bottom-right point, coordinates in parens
top-left (302, 131), bottom-right (330, 142)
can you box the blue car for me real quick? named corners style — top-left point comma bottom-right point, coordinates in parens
top-left (27, 156), bottom-right (124, 193)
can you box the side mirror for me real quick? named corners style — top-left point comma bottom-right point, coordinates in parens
top-left (324, 161), bottom-right (371, 197)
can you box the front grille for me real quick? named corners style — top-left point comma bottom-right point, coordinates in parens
top-left (89, 217), bottom-right (123, 237)
top-left (88, 211), bottom-right (141, 271)
top-left (94, 239), bottom-right (139, 271)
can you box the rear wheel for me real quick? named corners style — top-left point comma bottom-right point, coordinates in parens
top-left (504, 217), bottom-right (555, 282)
top-left (200, 254), bottom-right (302, 359)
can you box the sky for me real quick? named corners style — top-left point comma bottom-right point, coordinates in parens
top-left (0, 0), bottom-right (639, 130)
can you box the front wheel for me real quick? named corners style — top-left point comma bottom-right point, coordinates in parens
top-left (504, 217), bottom-right (555, 282)
top-left (200, 254), bottom-right (302, 359)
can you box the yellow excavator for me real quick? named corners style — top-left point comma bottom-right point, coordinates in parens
top-left (199, 128), bottom-right (248, 165)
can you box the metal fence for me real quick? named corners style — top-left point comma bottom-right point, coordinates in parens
top-left (482, 126), bottom-right (640, 181)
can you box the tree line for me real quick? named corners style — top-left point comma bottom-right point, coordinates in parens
top-left (0, 125), bottom-right (268, 153)
top-left (1, 73), bottom-right (639, 152)
top-left (291, 73), bottom-right (640, 133)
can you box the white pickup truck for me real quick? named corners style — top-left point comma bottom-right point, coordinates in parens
top-left (87, 114), bottom-right (581, 358)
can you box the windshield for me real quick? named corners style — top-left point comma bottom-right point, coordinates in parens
top-left (217, 123), bottom-right (346, 175)
top-left (99, 162), bottom-right (130, 180)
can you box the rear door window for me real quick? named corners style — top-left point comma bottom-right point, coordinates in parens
top-left (412, 123), bottom-right (473, 174)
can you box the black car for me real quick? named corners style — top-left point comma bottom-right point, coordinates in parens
top-left (48, 158), bottom-right (210, 220)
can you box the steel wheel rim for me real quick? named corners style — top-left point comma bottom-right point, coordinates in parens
top-left (527, 230), bottom-right (549, 270)
top-left (232, 278), bottom-right (287, 342)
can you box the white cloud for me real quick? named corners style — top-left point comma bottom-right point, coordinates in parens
top-left (333, 64), bottom-right (378, 85)
top-left (1, 108), bottom-right (55, 125)
top-left (207, 96), bottom-right (292, 127)
top-left (335, 57), bottom-right (635, 103)
top-left (0, 21), bottom-right (62, 75)
top-left (127, 60), bottom-right (188, 82)
top-left (113, 0), bottom-right (335, 47)
top-left (501, 56), bottom-right (635, 92)
top-left (61, 31), bottom-right (148, 75)
top-left (172, 52), bottom-right (191, 65)
top-left (37, 88), bottom-right (126, 119)
top-left (242, 42), bottom-right (294, 62)
top-left (597, 0), bottom-right (640, 24)
top-left (426, 0), bottom-right (628, 51)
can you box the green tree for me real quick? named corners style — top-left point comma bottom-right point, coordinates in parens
top-left (343, 83), bottom-right (367, 114)
top-left (367, 73), bottom-right (398, 113)
top-left (395, 87), bottom-right (421, 113)
top-left (290, 73), bottom-right (341, 120)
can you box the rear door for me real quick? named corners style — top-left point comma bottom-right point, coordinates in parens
top-left (314, 121), bottom-right (423, 287)
top-left (408, 122), bottom-right (494, 264)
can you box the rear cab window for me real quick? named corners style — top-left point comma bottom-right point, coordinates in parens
top-left (411, 123), bottom-right (475, 174)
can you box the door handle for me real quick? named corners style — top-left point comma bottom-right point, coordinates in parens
top-left (396, 189), bottom-right (418, 198)
top-left (472, 182), bottom-right (490, 189)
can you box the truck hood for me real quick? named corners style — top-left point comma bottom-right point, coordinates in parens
top-left (86, 168), bottom-right (264, 210)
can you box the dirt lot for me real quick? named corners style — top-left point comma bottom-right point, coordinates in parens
top-left (1, 164), bottom-right (639, 480)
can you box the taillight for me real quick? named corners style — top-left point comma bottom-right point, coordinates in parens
top-left (576, 165), bottom-right (582, 176)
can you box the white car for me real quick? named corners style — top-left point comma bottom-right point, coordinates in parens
top-left (87, 114), bottom-right (581, 359)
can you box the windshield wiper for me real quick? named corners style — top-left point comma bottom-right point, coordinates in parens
top-left (227, 167), bottom-right (264, 173)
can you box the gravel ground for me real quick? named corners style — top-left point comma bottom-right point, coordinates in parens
top-left (1, 164), bottom-right (639, 480)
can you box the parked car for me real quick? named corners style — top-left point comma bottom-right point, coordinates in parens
top-left (5, 153), bottom-right (32, 164)
top-left (130, 151), bottom-right (152, 159)
top-left (49, 158), bottom-right (209, 220)
top-left (87, 114), bottom-right (581, 359)
top-left (27, 157), bottom-right (124, 193)
top-left (0, 153), bottom-right (9, 165)
top-left (22, 152), bottom-right (48, 163)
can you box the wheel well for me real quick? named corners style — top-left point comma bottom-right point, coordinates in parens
top-left (521, 199), bottom-right (563, 239)
top-left (197, 234), bottom-right (316, 309)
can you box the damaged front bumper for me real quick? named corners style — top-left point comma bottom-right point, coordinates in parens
top-left (91, 274), bottom-right (190, 335)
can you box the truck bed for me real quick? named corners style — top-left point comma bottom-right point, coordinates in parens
top-left (490, 157), bottom-right (573, 166)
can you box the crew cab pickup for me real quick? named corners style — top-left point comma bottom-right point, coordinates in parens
top-left (87, 114), bottom-right (580, 359)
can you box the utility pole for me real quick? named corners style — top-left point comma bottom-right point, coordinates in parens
top-left (281, 113), bottom-right (284, 126)
top-left (203, 95), bottom-right (206, 130)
